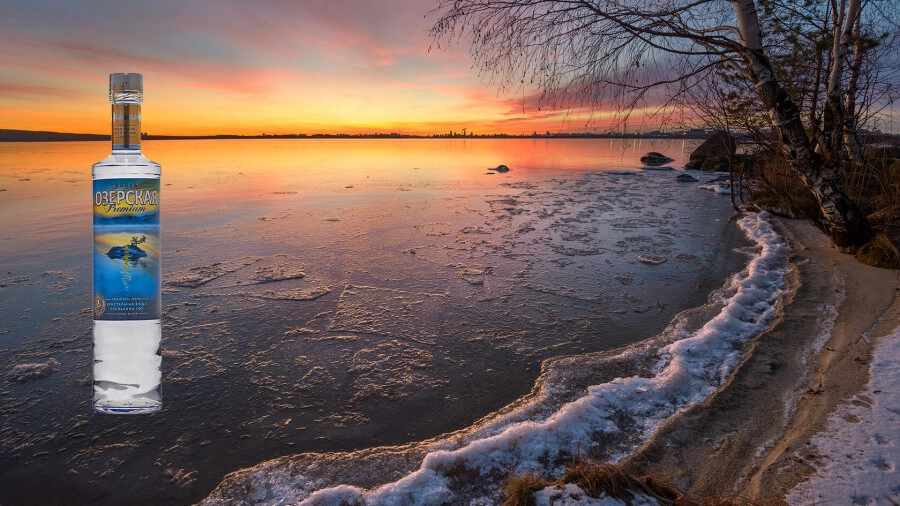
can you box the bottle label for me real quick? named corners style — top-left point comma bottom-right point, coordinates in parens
top-left (93, 178), bottom-right (161, 320)
top-left (112, 104), bottom-right (141, 149)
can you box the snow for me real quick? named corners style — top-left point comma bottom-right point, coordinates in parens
top-left (787, 325), bottom-right (900, 505)
top-left (697, 181), bottom-right (732, 194)
top-left (533, 483), bottom-right (657, 505)
top-left (211, 212), bottom-right (793, 505)
top-left (207, 211), bottom-right (900, 505)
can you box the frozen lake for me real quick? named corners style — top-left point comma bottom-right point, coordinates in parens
top-left (0, 138), bottom-right (750, 504)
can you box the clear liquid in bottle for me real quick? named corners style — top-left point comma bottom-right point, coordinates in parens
top-left (91, 73), bottom-right (162, 414)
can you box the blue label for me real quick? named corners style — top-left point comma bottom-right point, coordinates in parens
top-left (93, 178), bottom-right (160, 320)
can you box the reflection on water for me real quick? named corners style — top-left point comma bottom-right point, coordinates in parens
top-left (0, 138), bottom-right (745, 505)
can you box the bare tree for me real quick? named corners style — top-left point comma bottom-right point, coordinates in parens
top-left (431, 0), bottom-right (899, 252)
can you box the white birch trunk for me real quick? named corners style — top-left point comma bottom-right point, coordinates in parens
top-left (843, 2), bottom-right (864, 166)
top-left (731, 0), bottom-right (872, 252)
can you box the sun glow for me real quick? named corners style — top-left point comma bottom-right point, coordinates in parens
top-left (0, 2), bottom-right (662, 138)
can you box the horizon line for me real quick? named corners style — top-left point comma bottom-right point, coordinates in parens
top-left (0, 127), bottom-right (764, 143)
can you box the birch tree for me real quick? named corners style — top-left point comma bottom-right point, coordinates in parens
top-left (431, 0), bottom-right (897, 252)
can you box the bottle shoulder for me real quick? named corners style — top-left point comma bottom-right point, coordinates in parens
top-left (93, 151), bottom-right (160, 179)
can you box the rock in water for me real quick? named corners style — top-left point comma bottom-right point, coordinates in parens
top-left (107, 244), bottom-right (147, 260)
top-left (675, 173), bottom-right (699, 182)
top-left (488, 164), bottom-right (511, 173)
top-left (640, 152), bottom-right (675, 165)
top-left (636, 254), bottom-right (667, 265)
top-left (685, 132), bottom-right (736, 171)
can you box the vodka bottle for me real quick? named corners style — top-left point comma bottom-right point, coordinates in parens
top-left (92, 73), bottom-right (162, 413)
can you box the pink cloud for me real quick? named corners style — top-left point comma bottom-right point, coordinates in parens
top-left (0, 82), bottom-right (91, 101)
top-left (0, 0), bottom-right (622, 135)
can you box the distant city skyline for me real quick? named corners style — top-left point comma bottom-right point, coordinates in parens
top-left (0, 1), bottom-right (669, 137)
top-left (1, 127), bottom-right (733, 144)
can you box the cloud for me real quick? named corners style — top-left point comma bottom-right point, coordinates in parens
top-left (0, 0), bottom-right (607, 135)
top-left (0, 82), bottom-right (91, 101)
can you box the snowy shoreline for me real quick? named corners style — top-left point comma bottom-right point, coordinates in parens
top-left (201, 213), bottom-right (900, 506)
top-left (623, 216), bottom-right (900, 505)
top-left (201, 212), bottom-right (797, 505)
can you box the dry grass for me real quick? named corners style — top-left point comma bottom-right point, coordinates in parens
top-left (561, 458), bottom-right (680, 505)
top-left (501, 471), bottom-right (551, 506)
top-left (738, 140), bottom-right (900, 266)
top-left (848, 147), bottom-right (900, 220)
top-left (740, 151), bottom-right (823, 222)
top-left (501, 458), bottom-right (767, 506)
top-left (749, 141), bottom-right (900, 212)
top-left (741, 141), bottom-right (900, 223)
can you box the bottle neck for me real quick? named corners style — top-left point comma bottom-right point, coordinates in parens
top-left (112, 102), bottom-right (141, 151)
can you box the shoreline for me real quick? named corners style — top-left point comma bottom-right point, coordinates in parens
top-left (624, 217), bottom-right (900, 503)
top-left (199, 214), bottom-right (900, 505)
top-left (0, 127), bottom-right (717, 142)
top-left (201, 213), bottom-right (790, 504)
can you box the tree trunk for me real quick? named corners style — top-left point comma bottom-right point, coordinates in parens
top-left (732, 0), bottom-right (873, 252)
top-left (844, 8), bottom-right (864, 167)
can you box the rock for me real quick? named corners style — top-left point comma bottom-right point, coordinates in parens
top-left (685, 132), bottom-right (737, 171)
top-left (636, 254), bottom-right (667, 265)
top-left (640, 152), bottom-right (675, 166)
top-left (856, 234), bottom-right (900, 269)
top-left (675, 173), bottom-right (699, 182)
top-left (641, 165), bottom-right (674, 171)
top-left (488, 164), bottom-right (511, 173)
top-left (107, 244), bottom-right (147, 260)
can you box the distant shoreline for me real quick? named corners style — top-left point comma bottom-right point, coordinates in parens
top-left (0, 128), bottom-right (715, 142)
top-left (6, 128), bottom-right (896, 144)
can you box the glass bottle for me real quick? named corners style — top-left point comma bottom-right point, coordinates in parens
top-left (92, 73), bottom-right (162, 413)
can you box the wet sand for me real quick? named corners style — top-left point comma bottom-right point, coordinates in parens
top-left (624, 217), bottom-right (900, 503)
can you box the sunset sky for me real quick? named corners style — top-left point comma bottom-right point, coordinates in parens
top-left (0, 0), bottom-right (635, 137)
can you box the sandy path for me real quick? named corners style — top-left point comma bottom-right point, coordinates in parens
top-left (623, 217), bottom-right (900, 503)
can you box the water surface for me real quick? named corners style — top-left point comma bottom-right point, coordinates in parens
top-left (0, 138), bottom-right (747, 505)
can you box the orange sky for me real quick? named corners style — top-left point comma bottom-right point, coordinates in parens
top-left (0, 1), bottom-right (654, 137)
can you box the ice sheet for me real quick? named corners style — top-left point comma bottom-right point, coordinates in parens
top-left (1, 138), bottom-right (755, 504)
top-left (200, 213), bottom-right (790, 505)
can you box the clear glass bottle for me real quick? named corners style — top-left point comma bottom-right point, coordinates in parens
top-left (92, 73), bottom-right (162, 413)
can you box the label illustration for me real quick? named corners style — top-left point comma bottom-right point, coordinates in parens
top-left (93, 178), bottom-right (160, 320)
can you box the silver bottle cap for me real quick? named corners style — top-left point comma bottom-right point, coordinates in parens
top-left (109, 73), bottom-right (143, 103)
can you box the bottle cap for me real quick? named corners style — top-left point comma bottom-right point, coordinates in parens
top-left (110, 73), bottom-right (143, 103)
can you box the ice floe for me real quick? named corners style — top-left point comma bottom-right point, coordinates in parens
top-left (200, 213), bottom-right (790, 505)
top-left (7, 359), bottom-right (59, 383)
